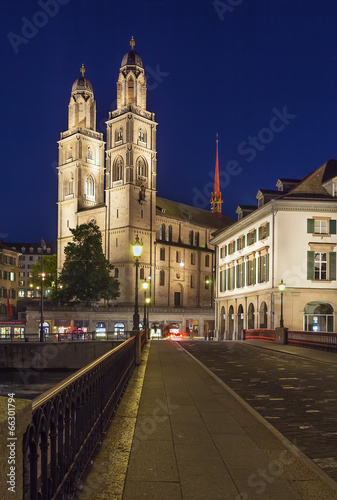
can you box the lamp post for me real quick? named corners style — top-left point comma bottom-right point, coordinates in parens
top-left (142, 279), bottom-right (149, 335)
top-left (132, 235), bottom-right (143, 330)
top-left (40, 238), bottom-right (46, 342)
top-left (146, 297), bottom-right (150, 337)
top-left (278, 279), bottom-right (286, 328)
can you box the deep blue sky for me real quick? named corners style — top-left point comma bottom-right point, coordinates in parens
top-left (1, 0), bottom-right (337, 243)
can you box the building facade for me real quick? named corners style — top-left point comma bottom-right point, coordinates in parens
top-left (211, 160), bottom-right (337, 339)
top-left (8, 241), bottom-right (56, 300)
top-left (0, 241), bottom-right (19, 321)
top-left (56, 41), bottom-right (233, 336)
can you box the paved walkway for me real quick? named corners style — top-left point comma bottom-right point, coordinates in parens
top-left (80, 340), bottom-right (337, 499)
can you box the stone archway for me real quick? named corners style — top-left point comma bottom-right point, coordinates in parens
top-left (248, 303), bottom-right (255, 329)
top-left (228, 305), bottom-right (234, 340)
top-left (260, 302), bottom-right (267, 328)
top-left (220, 306), bottom-right (225, 340)
top-left (238, 304), bottom-right (244, 337)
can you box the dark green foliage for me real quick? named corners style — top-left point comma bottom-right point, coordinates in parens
top-left (59, 222), bottom-right (120, 305)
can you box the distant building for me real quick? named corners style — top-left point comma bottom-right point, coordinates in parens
top-left (55, 39), bottom-right (233, 336)
top-left (8, 241), bottom-right (56, 300)
top-left (211, 159), bottom-right (337, 339)
top-left (0, 241), bottom-right (19, 320)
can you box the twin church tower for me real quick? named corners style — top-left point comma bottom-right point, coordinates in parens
top-left (57, 38), bottom-right (229, 314)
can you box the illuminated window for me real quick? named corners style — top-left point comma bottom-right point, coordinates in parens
top-left (314, 219), bottom-right (328, 234)
top-left (314, 252), bottom-right (327, 280)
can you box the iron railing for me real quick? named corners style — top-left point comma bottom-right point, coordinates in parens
top-left (22, 336), bottom-right (136, 499)
top-left (0, 331), bottom-right (133, 342)
top-left (244, 329), bottom-right (337, 352)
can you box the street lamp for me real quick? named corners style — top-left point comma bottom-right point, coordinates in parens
top-left (40, 237), bottom-right (46, 342)
top-left (146, 297), bottom-right (150, 338)
top-left (142, 279), bottom-right (149, 335)
top-left (132, 234), bottom-right (143, 330)
top-left (278, 279), bottom-right (286, 327)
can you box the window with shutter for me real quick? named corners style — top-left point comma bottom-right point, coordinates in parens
top-left (307, 251), bottom-right (315, 280)
top-left (307, 219), bottom-right (314, 233)
top-left (329, 252), bottom-right (336, 280)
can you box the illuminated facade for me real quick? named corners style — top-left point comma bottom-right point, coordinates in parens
top-left (0, 241), bottom-right (19, 320)
top-left (56, 40), bottom-right (233, 335)
top-left (212, 160), bottom-right (337, 338)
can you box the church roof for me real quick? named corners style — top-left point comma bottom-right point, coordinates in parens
top-left (121, 50), bottom-right (143, 68)
top-left (71, 76), bottom-right (93, 94)
top-left (156, 197), bottom-right (234, 229)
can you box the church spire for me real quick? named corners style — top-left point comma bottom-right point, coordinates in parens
top-left (210, 134), bottom-right (223, 217)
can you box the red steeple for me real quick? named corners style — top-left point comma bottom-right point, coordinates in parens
top-left (210, 134), bottom-right (223, 217)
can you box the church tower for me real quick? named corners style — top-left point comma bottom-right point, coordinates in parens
top-left (57, 65), bottom-right (105, 269)
top-left (105, 38), bottom-right (158, 304)
top-left (210, 135), bottom-right (223, 216)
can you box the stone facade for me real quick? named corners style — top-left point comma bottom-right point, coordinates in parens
top-left (0, 242), bottom-right (19, 320)
top-left (57, 42), bottom-right (233, 335)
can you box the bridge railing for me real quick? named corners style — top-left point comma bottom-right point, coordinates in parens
top-left (244, 328), bottom-right (337, 351)
top-left (22, 336), bottom-right (137, 499)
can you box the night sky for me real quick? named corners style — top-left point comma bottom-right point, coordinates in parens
top-left (2, 0), bottom-right (337, 243)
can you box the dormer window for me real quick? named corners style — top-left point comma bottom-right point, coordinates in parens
top-left (333, 182), bottom-right (337, 197)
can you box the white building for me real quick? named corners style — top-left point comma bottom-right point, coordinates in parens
top-left (211, 160), bottom-right (337, 339)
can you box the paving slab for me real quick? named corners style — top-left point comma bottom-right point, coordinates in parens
top-left (80, 339), bottom-right (337, 499)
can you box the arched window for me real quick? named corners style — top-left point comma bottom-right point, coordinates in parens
top-left (85, 176), bottom-right (94, 198)
top-left (191, 253), bottom-right (195, 265)
top-left (304, 302), bottom-right (334, 332)
top-left (113, 156), bottom-right (124, 181)
top-left (205, 255), bottom-right (210, 267)
top-left (159, 224), bottom-right (165, 240)
top-left (140, 268), bottom-right (145, 280)
top-left (160, 248), bottom-right (165, 261)
top-left (64, 174), bottom-right (74, 196)
top-left (166, 225), bottom-right (172, 242)
top-left (260, 302), bottom-right (267, 328)
top-left (115, 268), bottom-right (119, 278)
top-left (195, 232), bottom-right (200, 246)
top-left (189, 230), bottom-right (194, 245)
top-left (137, 157), bottom-right (147, 178)
top-left (159, 270), bottom-right (165, 286)
top-left (127, 77), bottom-right (135, 104)
top-left (190, 275), bottom-right (194, 288)
top-left (87, 147), bottom-right (93, 160)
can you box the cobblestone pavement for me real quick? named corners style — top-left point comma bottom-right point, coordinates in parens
top-left (179, 341), bottom-right (337, 482)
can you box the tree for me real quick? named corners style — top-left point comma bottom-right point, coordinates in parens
top-left (31, 254), bottom-right (58, 302)
top-left (59, 222), bottom-right (120, 305)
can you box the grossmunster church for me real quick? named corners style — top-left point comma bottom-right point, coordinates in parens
top-left (56, 38), bottom-right (233, 336)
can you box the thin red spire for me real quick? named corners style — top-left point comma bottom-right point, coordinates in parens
top-left (213, 134), bottom-right (220, 198)
top-left (210, 134), bottom-right (223, 217)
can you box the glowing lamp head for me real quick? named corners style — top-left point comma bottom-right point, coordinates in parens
top-left (278, 279), bottom-right (286, 292)
top-left (132, 234), bottom-right (143, 258)
top-left (145, 297), bottom-right (151, 304)
top-left (142, 280), bottom-right (149, 290)
top-left (179, 261), bottom-right (184, 267)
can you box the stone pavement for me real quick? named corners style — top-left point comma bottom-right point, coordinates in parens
top-left (79, 340), bottom-right (337, 499)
